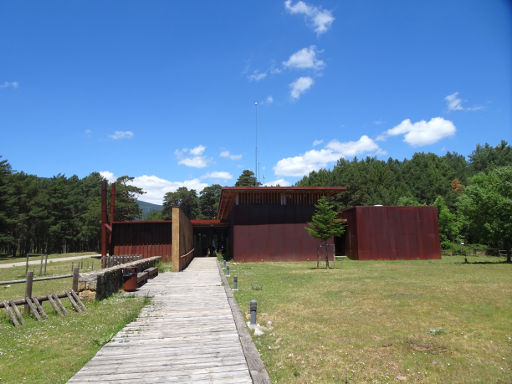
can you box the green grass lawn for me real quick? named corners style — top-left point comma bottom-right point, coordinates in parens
top-left (0, 257), bottom-right (99, 303)
top-left (226, 256), bottom-right (511, 384)
top-left (0, 258), bottom-right (149, 383)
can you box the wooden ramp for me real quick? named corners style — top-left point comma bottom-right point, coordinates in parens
top-left (68, 258), bottom-right (253, 383)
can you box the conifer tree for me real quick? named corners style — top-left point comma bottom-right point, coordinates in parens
top-left (305, 196), bottom-right (345, 268)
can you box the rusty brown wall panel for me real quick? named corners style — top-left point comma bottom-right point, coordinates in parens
top-left (230, 205), bottom-right (315, 225)
top-left (232, 223), bottom-right (333, 262)
top-left (112, 222), bottom-right (172, 262)
top-left (342, 206), bottom-right (441, 260)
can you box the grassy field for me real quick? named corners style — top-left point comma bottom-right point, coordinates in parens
top-left (0, 257), bottom-right (151, 383)
top-left (0, 251), bottom-right (98, 264)
top-left (0, 257), bottom-right (99, 302)
top-left (226, 256), bottom-right (511, 384)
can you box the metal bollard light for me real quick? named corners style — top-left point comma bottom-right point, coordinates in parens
top-left (233, 275), bottom-right (238, 290)
top-left (250, 300), bottom-right (257, 326)
top-left (226, 265), bottom-right (230, 276)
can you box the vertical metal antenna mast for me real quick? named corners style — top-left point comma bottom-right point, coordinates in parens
top-left (254, 101), bottom-right (258, 186)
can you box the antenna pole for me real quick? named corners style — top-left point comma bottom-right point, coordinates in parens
top-left (254, 101), bottom-right (258, 186)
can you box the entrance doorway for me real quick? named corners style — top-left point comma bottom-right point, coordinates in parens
top-left (192, 223), bottom-right (229, 258)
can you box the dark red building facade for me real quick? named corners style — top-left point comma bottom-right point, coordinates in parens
top-left (107, 186), bottom-right (442, 263)
top-left (341, 206), bottom-right (442, 260)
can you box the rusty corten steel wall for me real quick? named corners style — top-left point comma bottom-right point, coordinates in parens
top-left (112, 222), bottom-right (172, 262)
top-left (232, 223), bottom-right (333, 262)
top-left (230, 205), bottom-right (315, 225)
top-left (342, 206), bottom-right (441, 260)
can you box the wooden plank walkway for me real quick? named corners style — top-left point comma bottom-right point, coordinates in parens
top-left (68, 258), bottom-right (253, 383)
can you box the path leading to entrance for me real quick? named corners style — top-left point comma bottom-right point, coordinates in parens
top-left (68, 258), bottom-right (254, 383)
top-left (0, 254), bottom-right (100, 269)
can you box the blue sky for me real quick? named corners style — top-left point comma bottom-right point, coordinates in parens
top-left (1, 1), bottom-right (511, 204)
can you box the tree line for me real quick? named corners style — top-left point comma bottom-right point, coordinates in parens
top-left (1, 140), bottom-right (510, 256)
top-left (0, 160), bottom-right (142, 257)
top-left (296, 140), bottom-right (512, 251)
top-left (158, 141), bottom-right (511, 251)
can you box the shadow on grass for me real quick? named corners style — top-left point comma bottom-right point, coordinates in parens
top-left (458, 260), bottom-right (511, 265)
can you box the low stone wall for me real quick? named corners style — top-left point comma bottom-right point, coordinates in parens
top-left (78, 256), bottom-right (161, 300)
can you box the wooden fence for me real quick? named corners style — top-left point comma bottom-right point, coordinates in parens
top-left (0, 268), bottom-right (86, 328)
top-left (102, 254), bottom-right (142, 268)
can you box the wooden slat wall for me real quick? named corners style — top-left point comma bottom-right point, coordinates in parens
top-left (112, 222), bottom-right (172, 262)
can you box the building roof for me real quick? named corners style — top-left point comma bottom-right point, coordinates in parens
top-left (217, 186), bottom-right (346, 221)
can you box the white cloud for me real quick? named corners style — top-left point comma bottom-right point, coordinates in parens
top-left (189, 145), bottom-right (205, 156)
top-left (445, 92), bottom-right (483, 111)
top-left (274, 135), bottom-right (383, 177)
top-left (283, 46), bottom-right (324, 70)
top-left (248, 70), bottom-right (267, 82)
top-left (445, 92), bottom-right (463, 111)
top-left (220, 150), bottom-right (242, 161)
top-left (109, 130), bottom-right (134, 140)
top-left (290, 76), bottom-right (314, 99)
top-left (0, 81), bottom-right (19, 89)
top-left (99, 171), bottom-right (116, 183)
top-left (201, 171), bottom-right (233, 181)
top-left (378, 117), bottom-right (456, 146)
top-left (175, 145), bottom-right (210, 168)
top-left (129, 175), bottom-right (208, 205)
top-left (98, 172), bottom-right (209, 205)
top-left (312, 139), bottom-right (323, 146)
top-left (284, 0), bottom-right (334, 35)
top-left (262, 95), bottom-right (274, 104)
top-left (263, 178), bottom-right (292, 187)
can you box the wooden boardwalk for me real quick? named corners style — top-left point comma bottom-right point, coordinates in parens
top-left (68, 258), bottom-right (253, 383)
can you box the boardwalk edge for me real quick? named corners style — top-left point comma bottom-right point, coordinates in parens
top-left (217, 260), bottom-right (272, 384)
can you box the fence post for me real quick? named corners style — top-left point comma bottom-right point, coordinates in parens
top-left (24, 271), bottom-right (33, 315)
top-left (25, 253), bottom-right (29, 276)
top-left (39, 254), bottom-right (43, 275)
top-left (44, 254), bottom-right (48, 274)
top-left (72, 267), bottom-right (79, 292)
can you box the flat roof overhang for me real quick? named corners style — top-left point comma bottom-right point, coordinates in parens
top-left (217, 186), bottom-right (347, 222)
top-left (191, 219), bottom-right (229, 228)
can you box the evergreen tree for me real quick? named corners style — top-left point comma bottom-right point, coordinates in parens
top-left (199, 184), bottom-right (222, 219)
top-left (162, 187), bottom-right (199, 219)
top-left (305, 196), bottom-right (346, 268)
top-left (145, 209), bottom-right (163, 221)
top-left (235, 170), bottom-right (261, 187)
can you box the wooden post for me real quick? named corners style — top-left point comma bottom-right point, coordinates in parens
top-left (2, 301), bottom-right (20, 327)
top-left (47, 294), bottom-right (63, 316)
top-left (53, 294), bottom-right (68, 316)
top-left (25, 298), bottom-right (42, 321)
top-left (101, 180), bottom-right (108, 268)
top-left (72, 267), bottom-right (79, 292)
top-left (39, 254), bottom-right (43, 275)
top-left (44, 253), bottom-right (48, 274)
top-left (10, 300), bottom-right (25, 325)
top-left (24, 271), bottom-right (33, 315)
top-left (25, 253), bottom-right (29, 276)
top-left (109, 183), bottom-right (116, 257)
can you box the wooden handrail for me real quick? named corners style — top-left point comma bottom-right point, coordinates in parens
top-left (180, 248), bottom-right (195, 259)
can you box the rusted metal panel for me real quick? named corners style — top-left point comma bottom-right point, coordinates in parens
top-left (218, 186), bottom-right (346, 221)
top-left (232, 223), bottom-right (333, 262)
top-left (230, 205), bottom-right (315, 225)
top-left (342, 206), bottom-right (441, 260)
top-left (112, 222), bottom-right (172, 262)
